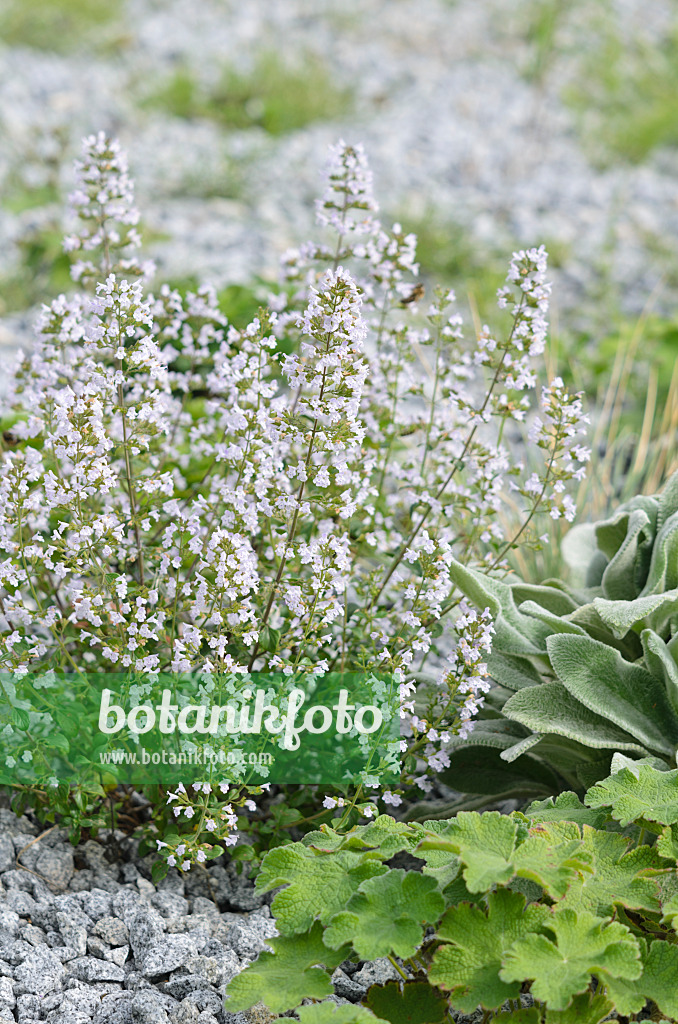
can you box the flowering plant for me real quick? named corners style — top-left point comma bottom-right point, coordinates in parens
top-left (0, 134), bottom-right (588, 867)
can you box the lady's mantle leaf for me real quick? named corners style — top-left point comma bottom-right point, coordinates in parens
top-left (365, 980), bottom-right (447, 1024)
top-left (225, 923), bottom-right (351, 1013)
top-left (600, 938), bottom-right (678, 1020)
top-left (559, 826), bottom-right (663, 916)
top-left (500, 908), bottom-right (641, 1010)
top-left (419, 812), bottom-right (592, 899)
top-left (542, 991), bottom-right (614, 1024)
top-left (492, 1012), bottom-right (539, 1024)
top-left (255, 842), bottom-right (387, 934)
top-left (323, 869), bottom-right (444, 960)
top-left (298, 1004), bottom-right (388, 1024)
top-left (303, 815), bottom-right (423, 858)
top-left (511, 834), bottom-right (593, 900)
top-left (585, 764), bottom-right (678, 827)
top-left (524, 791), bottom-right (610, 829)
top-left (494, 991), bottom-right (614, 1024)
top-left (418, 811), bottom-right (518, 892)
top-left (428, 889), bottom-right (550, 1012)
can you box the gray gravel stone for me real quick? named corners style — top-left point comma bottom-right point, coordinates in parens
top-left (78, 890), bottom-right (114, 921)
top-left (6, 891), bottom-right (36, 917)
top-left (131, 992), bottom-right (170, 1024)
top-left (1, 871), bottom-right (33, 892)
top-left (70, 957), bottom-right (126, 983)
top-left (20, 924), bottom-right (47, 946)
top-left (0, 938), bottom-right (32, 965)
top-left (0, 976), bottom-right (15, 1009)
top-left (0, 835), bottom-right (14, 873)
top-left (57, 913), bottom-right (88, 956)
top-left (48, 1013), bottom-right (92, 1024)
top-left (105, 946), bottom-right (130, 969)
top-left (16, 993), bottom-right (43, 1020)
top-left (128, 908), bottom-right (166, 962)
top-left (169, 1002), bottom-right (199, 1024)
top-left (351, 958), bottom-right (401, 990)
top-left (331, 968), bottom-right (365, 1002)
top-left (0, 907), bottom-right (19, 936)
top-left (36, 846), bottom-right (75, 890)
top-left (51, 947), bottom-right (80, 963)
top-left (215, 909), bottom-right (276, 960)
top-left (94, 918), bottom-right (130, 947)
top-left (14, 946), bottom-right (66, 996)
top-left (140, 936), bottom-right (199, 979)
top-left (88, 935), bottom-right (112, 958)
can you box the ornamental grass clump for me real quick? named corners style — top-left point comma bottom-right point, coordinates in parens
top-left (1, 133), bottom-right (588, 866)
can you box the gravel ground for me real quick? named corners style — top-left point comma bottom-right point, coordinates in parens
top-left (0, 807), bottom-right (408, 1024)
top-left (3, 0), bottom-right (678, 390)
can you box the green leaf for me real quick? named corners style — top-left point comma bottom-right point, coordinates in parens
top-left (511, 582), bottom-right (579, 616)
top-left (500, 734), bottom-right (543, 762)
top-left (658, 822), bottom-right (678, 862)
top-left (420, 811), bottom-right (518, 892)
top-left (441, 731), bottom-right (561, 800)
top-left (10, 706), bottom-right (29, 730)
top-left (658, 470), bottom-right (678, 530)
top-left (486, 651), bottom-right (544, 691)
top-left (641, 513), bottom-right (678, 596)
top-left (503, 682), bottom-right (648, 754)
top-left (516, 600), bottom-right (588, 639)
top-left (609, 751), bottom-right (667, 776)
top-left (365, 981), bottom-right (447, 1024)
top-left (323, 869), bottom-right (444, 960)
top-left (559, 826), bottom-right (662, 916)
top-left (224, 923), bottom-right (350, 1013)
top-left (151, 859), bottom-right (169, 885)
top-left (511, 833), bottom-right (593, 900)
top-left (596, 504), bottom-right (656, 600)
top-left (493, 1011), bottom-right (539, 1024)
top-left (446, 558), bottom-right (551, 655)
top-left (412, 821), bottom-right (460, 890)
top-left (642, 939), bottom-right (678, 1018)
top-left (255, 842), bottom-right (387, 935)
top-left (546, 633), bottom-right (678, 756)
top-left (543, 990), bottom-right (614, 1024)
top-left (594, 590), bottom-right (678, 639)
top-left (524, 791), bottom-right (610, 829)
top-left (298, 1005), bottom-right (387, 1024)
top-left (600, 938), bottom-right (678, 1020)
top-left (55, 709), bottom-right (80, 738)
top-left (585, 764), bottom-right (678, 827)
top-left (500, 908), bottom-right (641, 1010)
top-left (429, 888), bottom-right (550, 1011)
top-left (641, 629), bottom-right (678, 718)
top-left (259, 626), bottom-right (280, 653)
top-left (303, 815), bottom-right (423, 859)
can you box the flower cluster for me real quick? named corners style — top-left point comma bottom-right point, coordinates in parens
top-left (155, 783), bottom-right (260, 873)
top-left (1, 134), bottom-right (589, 848)
top-left (525, 377), bottom-right (591, 523)
top-left (63, 131), bottom-right (155, 285)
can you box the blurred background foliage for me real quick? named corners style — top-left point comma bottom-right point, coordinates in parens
top-left (1, 0), bottom-right (678, 585)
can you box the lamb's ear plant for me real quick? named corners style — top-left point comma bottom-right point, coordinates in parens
top-left (226, 762), bottom-right (678, 1024)
top-left (428, 470), bottom-right (678, 811)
